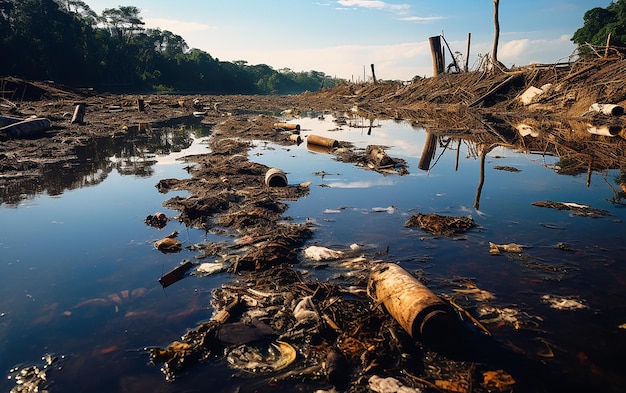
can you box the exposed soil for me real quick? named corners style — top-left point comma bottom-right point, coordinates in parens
top-left (2, 58), bottom-right (626, 392)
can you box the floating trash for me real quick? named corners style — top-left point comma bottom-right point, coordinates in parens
top-left (541, 294), bottom-right (588, 310)
top-left (532, 200), bottom-right (611, 218)
top-left (405, 213), bottom-right (475, 236)
top-left (369, 375), bottom-right (421, 393)
top-left (303, 245), bottom-right (345, 261)
top-left (154, 231), bottom-right (182, 253)
top-left (194, 262), bottom-right (226, 277)
top-left (489, 242), bottom-right (525, 255)
top-left (226, 341), bottom-right (296, 373)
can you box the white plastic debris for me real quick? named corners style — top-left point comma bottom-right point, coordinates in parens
top-left (519, 86), bottom-right (544, 105)
top-left (372, 206), bottom-right (395, 214)
top-left (195, 262), bottom-right (226, 276)
top-left (369, 375), bottom-right (422, 393)
top-left (303, 246), bottom-right (345, 261)
top-left (293, 296), bottom-right (319, 326)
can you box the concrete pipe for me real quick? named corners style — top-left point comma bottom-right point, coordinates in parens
top-left (368, 263), bottom-right (458, 344)
top-left (307, 134), bottom-right (338, 148)
top-left (265, 168), bottom-right (288, 187)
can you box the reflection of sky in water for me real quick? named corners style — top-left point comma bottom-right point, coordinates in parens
top-left (1, 117), bottom-right (625, 392)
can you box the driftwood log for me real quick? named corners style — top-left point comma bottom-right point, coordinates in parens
top-left (0, 117), bottom-right (52, 138)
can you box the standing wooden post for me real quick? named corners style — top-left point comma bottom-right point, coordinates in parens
top-left (370, 64), bottom-right (377, 84)
top-left (70, 103), bottom-right (86, 124)
top-left (465, 32), bottom-right (471, 72)
top-left (492, 0), bottom-right (501, 67)
top-left (429, 36), bottom-right (445, 77)
top-left (137, 98), bottom-right (145, 112)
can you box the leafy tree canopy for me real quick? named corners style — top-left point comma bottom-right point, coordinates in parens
top-left (572, 0), bottom-right (626, 57)
top-left (0, 0), bottom-right (350, 94)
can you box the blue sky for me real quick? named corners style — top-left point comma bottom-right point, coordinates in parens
top-left (85, 0), bottom-right (610, 80)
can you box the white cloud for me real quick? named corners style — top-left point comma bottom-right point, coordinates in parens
top-left (337, 0), bottom-right (411, 13)
top-left (337, 0), bottom-right (388, 9)
top-left (499, 34), bottom-right (577, 65)
top-left (399, 15), bottom-right (446, 23)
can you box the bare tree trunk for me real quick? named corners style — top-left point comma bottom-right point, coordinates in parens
top-left (465, 32), bottom-right (471, 72)
top-left (492, 0), bottom-right (500, 67)
top-left (370, 64), bottom-right (377, 84)
top-left (604, 32), bottom-right (612, 58)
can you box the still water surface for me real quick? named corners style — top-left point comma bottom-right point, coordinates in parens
top-left (1, 116), bottom-right (625, 392)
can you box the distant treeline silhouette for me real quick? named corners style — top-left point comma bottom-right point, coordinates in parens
top-left (0, 0), bottom-right (345, 94)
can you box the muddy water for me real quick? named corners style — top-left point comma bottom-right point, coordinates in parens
top-left (1, 116), bottom-right (625, 392)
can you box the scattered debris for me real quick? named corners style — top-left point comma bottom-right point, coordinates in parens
top-left (493, 165), bottom-right (521, 172)
top-left (7, 354), bottom-right (63, 393)
top-left (158, 260), bottom-right (194, 288)
top-left (226, 340), bottom-right (296, 373)
top-left (303, 245), bottom-right (345, 261)
top-left (194, 262), bottom-right (227, 277)
top-left (532, 200), bottom-right (611, 218)
top-left (541, 294), bottom-right (588, 310)
top-left (489, 242), bottom-right (525, 255)
top-left (405, 213), bottom-right (475, 236)
top-left (482, 370), bottom-right (516, 392)
top-left (145, 212), bottom-right (168, 229)
top-left (369, 375), bottom-right (421, 393)
top-left (154, 231), bottom-right (182, 253)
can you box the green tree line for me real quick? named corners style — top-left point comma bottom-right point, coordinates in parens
top-left (0, 0), bottom-right (345, 94)
top-left (572, 0), bottom-right (626, 57)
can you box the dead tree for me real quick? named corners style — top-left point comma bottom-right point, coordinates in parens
top-left (492, 0), bottom-right (500, 67)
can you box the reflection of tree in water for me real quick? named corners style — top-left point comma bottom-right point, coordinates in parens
top-left (414, 114), bottom-right (626, 209)
top-left (0, 128), bottom-right (194, 206)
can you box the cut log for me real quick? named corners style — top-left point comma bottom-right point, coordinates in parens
top-left (0, 117), bottom-right (52, 138)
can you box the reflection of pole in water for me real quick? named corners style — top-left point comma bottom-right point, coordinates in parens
top-left (455, 139), bottom-right (461, 171)
top-left (418, 132), bottom-right (437, 171)
top-left (474, 146), bottom-right (487, 210)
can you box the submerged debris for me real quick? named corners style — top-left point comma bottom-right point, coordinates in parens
top-left (145, 212), bottom-right (168, 229)
top-left (8, 354), bottom-right (63, 393)
top-left (489, 242), bottom-right (525, 255)
top-left (405, 213), bottom-right (475, 236)
top-left (493, 165), bottom-right (521, 172)
top-left (532, 200), bottom-right (611, 218)
top-left (154, 231), bottom-right (182, 253)
top-left (541, 294), bottom-right (588, 310)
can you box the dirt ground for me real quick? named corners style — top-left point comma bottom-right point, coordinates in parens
top-left (2, 58), bottom-right (626, 392)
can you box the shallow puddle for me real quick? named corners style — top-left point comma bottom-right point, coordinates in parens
top-left (1, 115), bottom-right (625, 392)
